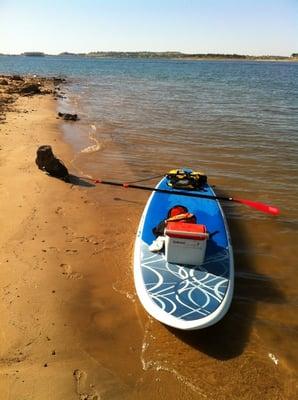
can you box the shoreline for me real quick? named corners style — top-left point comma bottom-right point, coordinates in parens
top-left (1, 55), bottom-right (298, 65)
top-left (2, 52), bottom-right (298, 61)
top-left (0, 76), bottom-right (147, 399)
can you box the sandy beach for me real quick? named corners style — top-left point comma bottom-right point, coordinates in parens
top-left (0, 78), bottom-right (92, 398)
top-left (0, 77), bottom-right (143, 399)
top-left (0, 75), bottom-right (297, 400)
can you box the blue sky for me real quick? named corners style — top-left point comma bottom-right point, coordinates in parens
top-left (0, 0), bottom-right (297, 55)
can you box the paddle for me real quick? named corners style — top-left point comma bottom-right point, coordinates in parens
top-left (88, 178), bottom-right (279, 216)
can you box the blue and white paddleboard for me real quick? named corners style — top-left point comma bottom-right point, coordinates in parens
top-left (134, 171), bottom-right (234, 330)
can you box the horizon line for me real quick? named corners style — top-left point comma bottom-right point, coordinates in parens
top-left (1, 50), bottom-right (297, 58)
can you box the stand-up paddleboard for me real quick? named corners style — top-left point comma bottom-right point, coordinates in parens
top-left (134, 170), bottom-right (234, 330)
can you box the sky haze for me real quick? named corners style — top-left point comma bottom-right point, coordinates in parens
top-left (0, 0), bottom-right (297, 56)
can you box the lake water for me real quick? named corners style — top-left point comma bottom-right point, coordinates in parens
top-left (1, 55), bottom-right (297, 399)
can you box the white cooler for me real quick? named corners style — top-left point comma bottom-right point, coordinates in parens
top-left (165, 222), bottom-right (209, 266)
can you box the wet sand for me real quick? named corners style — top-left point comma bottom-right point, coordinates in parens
top-left (0, 76), bottom-right (297, 399)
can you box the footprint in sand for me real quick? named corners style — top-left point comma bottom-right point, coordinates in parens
top-left (73, 369), bottom-right (99, 400)
top-left (73, 369), bottom-right (87, 392)
top-left (55, 206), bottom-right (64, 215)
top-left (60, 264), bottom-right (83, 280)
top-left (65, 249), bottom-right (78, 254)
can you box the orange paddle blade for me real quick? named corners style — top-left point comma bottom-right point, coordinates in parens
top-left (234, 198), bottom-right (280, 215)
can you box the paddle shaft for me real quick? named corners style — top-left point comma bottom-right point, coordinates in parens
top-left (91, 179), bottom-right (279, 215)
top-left (97, 179), bottom-right (234, 202)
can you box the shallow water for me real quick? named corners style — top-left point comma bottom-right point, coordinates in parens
top-left (1, 56), bottom-right (297, 398)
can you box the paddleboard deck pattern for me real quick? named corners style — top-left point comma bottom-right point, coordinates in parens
top-left (140, 243), bottom-right (229, 320)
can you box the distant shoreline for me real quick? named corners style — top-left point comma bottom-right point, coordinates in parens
top-left (1, 51), bottom-right (298, 62)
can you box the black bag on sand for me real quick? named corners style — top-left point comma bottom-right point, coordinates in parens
top-left (36, 145), bottom-right (70, 182)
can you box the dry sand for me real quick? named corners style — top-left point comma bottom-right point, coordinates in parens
top-left (1, 83), bottom-right (96, 398)
top-left (0, 78), bottom-right (145, 399)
